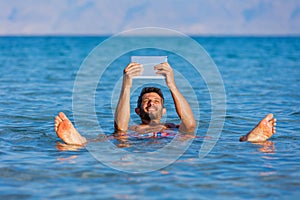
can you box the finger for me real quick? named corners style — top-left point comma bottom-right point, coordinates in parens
top-left (155, 67), bottom-right (171, 76)
top-left (155, 69), bottom-right (167, 76)
top-left (154, 62), bottom-right (169, 70)
top-left (131, 71), bottom-right (143, 77)
top-left (124, 63), bottom-right (142, 73)
top-left (127, 64), bottom-right (143, 73)
top-left (126, 66), bottom-right (143, 77)
top-left (124, 65), bottom-right (142, 75)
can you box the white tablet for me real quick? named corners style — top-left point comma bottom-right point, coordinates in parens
top-left (131, 56), bottom-right (167, 79)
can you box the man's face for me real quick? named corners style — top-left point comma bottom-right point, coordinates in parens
top-left (138, 92), bottom-right (165, 121)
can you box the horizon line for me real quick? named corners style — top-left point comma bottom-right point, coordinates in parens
top-left (1, 33), bottom-right (300, 37)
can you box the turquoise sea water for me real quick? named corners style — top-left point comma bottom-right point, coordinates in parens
top-left (0, 36), bottom-right (299, 199)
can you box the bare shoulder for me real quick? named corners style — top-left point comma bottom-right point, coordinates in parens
top-left (164, 123), bottom-right (179, 129)
top-left (129, 125), bottom-right (138, 131)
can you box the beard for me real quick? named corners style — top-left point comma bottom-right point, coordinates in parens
top-left (139, 107), bottom-right (162, 121)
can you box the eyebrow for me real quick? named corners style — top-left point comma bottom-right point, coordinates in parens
top-left (143, 97), bottom-right (162, 101)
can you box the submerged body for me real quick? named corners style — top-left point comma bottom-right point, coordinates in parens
top-left (54, 61), bottom-right (276, 146)
top-left (55, 112), bottom-right (277, 146)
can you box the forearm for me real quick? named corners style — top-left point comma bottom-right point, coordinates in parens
top-left (114, 84), bottom-right (131, 132)
top-left (154, 62), bottom-right (196, 133)
top-left (114, 62), bottom-right (142, 132)
top-left (169, 86), bottom-right (196, 133)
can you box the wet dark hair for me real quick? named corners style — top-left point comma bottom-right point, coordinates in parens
top-left (137, 87), bottom-right (164, 108)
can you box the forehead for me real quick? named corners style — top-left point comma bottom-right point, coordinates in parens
top-left (142, 92), bottom-right (162, 100)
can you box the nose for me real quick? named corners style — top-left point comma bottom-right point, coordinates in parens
top-left (147, 100), bottom-right (154, 106)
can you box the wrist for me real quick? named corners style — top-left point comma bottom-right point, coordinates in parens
top-left (168, 83), bottom-right (177, 91)
top-left (122, 77), bottom-right (132, 89)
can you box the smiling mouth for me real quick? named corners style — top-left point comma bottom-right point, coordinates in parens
top-left (147, 107), bottom-right (156, 112)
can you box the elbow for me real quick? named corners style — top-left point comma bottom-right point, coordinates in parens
top-left (188, 120), bottom-right (197, 132)
top-left (180, 119), bottom-right (197, 133)
top-left (114, 121), bottom-right (127, 132)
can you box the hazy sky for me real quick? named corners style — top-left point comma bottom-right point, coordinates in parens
top-left (1, 0), bottom-right (300, 35)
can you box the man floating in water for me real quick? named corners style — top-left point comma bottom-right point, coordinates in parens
top-left (54, 62), bottom-right (276, 146)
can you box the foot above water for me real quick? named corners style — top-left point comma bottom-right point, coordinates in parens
top-left (54, 112), bottom-right (87, 146)
top-left (240, 113), bottom-right (277, 142)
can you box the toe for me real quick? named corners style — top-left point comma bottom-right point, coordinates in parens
top-left (265, 113), bottom-right (274, 122)
top-left (59, 112), bottom-right (68, 121)
top-left (54, 120), bottom-right (59, 127)
top-left (55, 116), bottom-right (62, 123)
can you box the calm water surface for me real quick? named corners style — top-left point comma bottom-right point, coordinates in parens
top-left (0, 36), bottom-right (299, 199)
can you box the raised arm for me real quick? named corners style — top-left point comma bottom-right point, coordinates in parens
top-left (155, 62), bottom-right (196, 133)
top-left (114, 62), bottom-right (142, 132)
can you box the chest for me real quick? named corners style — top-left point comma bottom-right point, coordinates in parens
top-left (134, 124), bottom-right (167, 134)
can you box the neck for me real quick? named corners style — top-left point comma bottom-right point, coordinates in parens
top-left (141, 118), bottom-right (161, 126)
